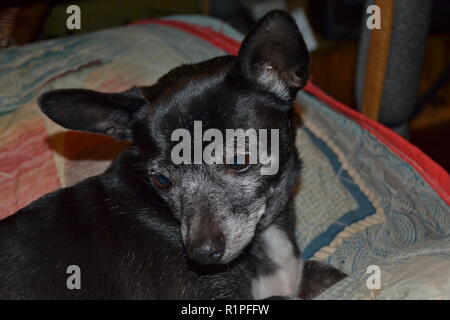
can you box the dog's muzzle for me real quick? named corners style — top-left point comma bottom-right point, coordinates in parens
top-left (186, 233), bottom-right (225, 265)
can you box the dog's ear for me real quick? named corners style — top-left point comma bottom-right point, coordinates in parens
top-left (38, 87), bottom-right (148, 140)
top-left (235, 10), bottom-right (310, 102)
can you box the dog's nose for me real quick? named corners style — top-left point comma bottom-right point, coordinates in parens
top-left (187, 235), bottom-right (225, 265)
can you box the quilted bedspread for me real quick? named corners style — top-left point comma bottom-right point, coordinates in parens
top-left (0, 15), bottom-right (449, 299)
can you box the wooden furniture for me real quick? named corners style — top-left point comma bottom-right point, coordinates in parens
top-left (0, 2), bottom-right (48, 48)
top-left (361, 0), bottom-right (394, 120)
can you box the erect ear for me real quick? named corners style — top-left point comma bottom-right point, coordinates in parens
top-left (38, 87), bottom-right (148, 140)
top-left (235, 10), bottom-right (310, 102)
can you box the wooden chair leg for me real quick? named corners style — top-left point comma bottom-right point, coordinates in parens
top-left (361, 0), bottom-right (395, 120)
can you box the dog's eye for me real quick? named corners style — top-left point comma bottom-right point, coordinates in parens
top-left (225, 154), bottom-right (251, 173)
top-left (151, 174), bottom-right (172, 189)
top-left (228, 163), bottom-right (251, 173)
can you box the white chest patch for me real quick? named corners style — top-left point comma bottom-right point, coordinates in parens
top-left (251, 225), bottom-right (303, 299)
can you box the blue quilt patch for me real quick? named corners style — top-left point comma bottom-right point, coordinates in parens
top-left (301, 128), bottom-right (375, 259)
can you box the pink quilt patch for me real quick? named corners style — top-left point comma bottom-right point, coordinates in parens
top-left (0, 119), bottom-right (60, 219)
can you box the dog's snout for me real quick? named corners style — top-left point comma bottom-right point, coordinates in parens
top-left (187, 235), bottom-right (225, 265)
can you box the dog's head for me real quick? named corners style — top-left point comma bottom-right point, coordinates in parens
top-left (38, 11), bottom-right (309, 265)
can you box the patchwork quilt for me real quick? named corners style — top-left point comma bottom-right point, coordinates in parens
top-left (0, 15), bottom-right (449, 299)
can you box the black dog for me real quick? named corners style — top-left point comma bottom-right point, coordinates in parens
top-left (0, 11), bottom-right (345, 299)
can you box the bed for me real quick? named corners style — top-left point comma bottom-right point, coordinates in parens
top-left (0, 15), bottom-right (449, 299)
